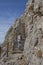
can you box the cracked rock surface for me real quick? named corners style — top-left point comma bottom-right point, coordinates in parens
top-left (0, 0), bottom-right (43, 65)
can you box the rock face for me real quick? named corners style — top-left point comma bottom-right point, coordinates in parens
top-left (0, 0), bottom-right (43, 65)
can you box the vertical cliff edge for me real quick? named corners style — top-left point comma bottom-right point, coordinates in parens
top-left (0, 0), bottom-right (43, 65)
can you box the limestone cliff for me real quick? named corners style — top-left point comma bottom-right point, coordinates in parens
top-left (0, 0), bottom-right (43, 65)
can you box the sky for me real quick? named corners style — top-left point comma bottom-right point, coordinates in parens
top-left (0, 0), bottom-right (28, 44)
